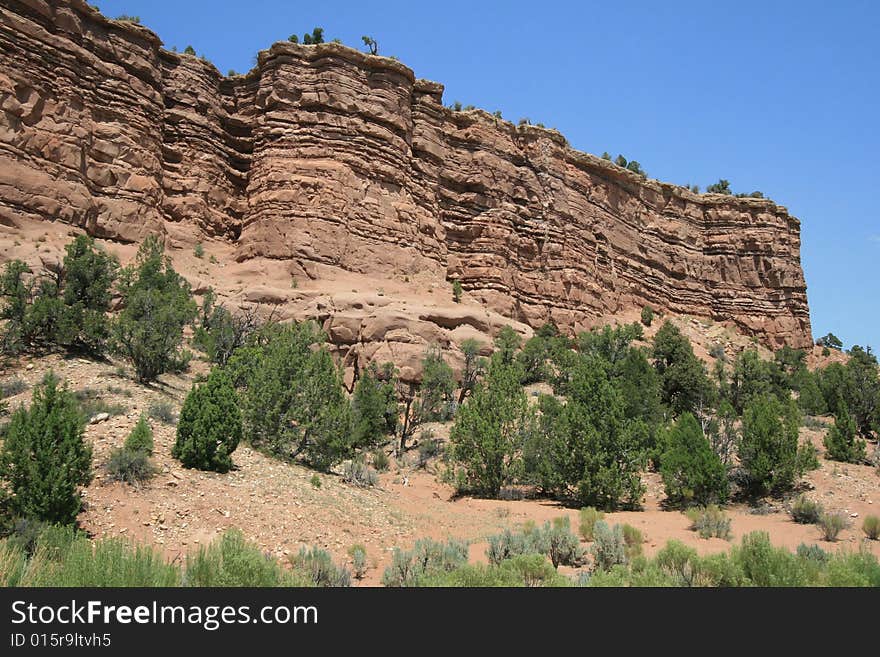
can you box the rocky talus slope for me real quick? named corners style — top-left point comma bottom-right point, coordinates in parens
top-left (0, 0), bottom-right (812, 354)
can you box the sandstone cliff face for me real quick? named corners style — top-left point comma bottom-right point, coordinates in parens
top-left (0, 0), bottom-right (812, 349)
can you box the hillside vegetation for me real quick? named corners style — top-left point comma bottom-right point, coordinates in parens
top-left (1, 234), bottom-right (878, 586)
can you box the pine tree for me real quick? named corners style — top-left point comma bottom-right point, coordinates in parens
top-left (60, 234), bottom-right (119, 354)
top-left (351, 362), bottom-right (398, 449)
top-left (652, 321), bottom-right (712, 417)
top-left (234, 322), bottom-right (352, 471)
top-left (458, 338), bottom-right (485, 404)
top-left (527, 355), bottom-right (647, 509)
top-left (740, 397), bottom-right (804, 494)
top-left (173, 369), bottom-right (242, 473)
top-left (419, 345), bottom-right (455, 420)
top-left (493, 326), bottom-right (522, 365)
top-left (824, 403), bottom-right (866, 463)
top-left (0, 260), bottom-right (32, 353)
top-left (448, 357), bottom-right (531, 497)
top-left (0, 373), bottom-right (92, 525)
top-left (660, 413), bottom-right (728, 506)
top-left (113, 235), bottom-right (196, 382)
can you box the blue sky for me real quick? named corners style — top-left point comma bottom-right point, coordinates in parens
top-left (97, 0), bottom-right (879, 351)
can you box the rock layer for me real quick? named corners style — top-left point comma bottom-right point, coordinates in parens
top-left (0, 0), bottom-right (812, 348)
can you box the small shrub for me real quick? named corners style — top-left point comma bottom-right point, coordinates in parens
top-left (621, 524), bottom-right (644, 559)
top-left (382, 537), bottom-right (469, 587)
top-left (685, 505), bottom-right (732, 540)
top-left (194, 243), bottom-right (204, 259)
top-left (0, 377), bottom-right (27, 399)
top-left (342, 459), bottom-right (378, 487)
top-left (348, 544), bottom-right (368, 579)
top-left (372, 449), bottom-right (389, 472)
top-left (309, 473), bottom-right (321, 489)
top-left (802, 416), bottom-right (829, 430)
top-left (486, 526), bottom-right (546, 565)
top-left (452, 279), bottom-right (463, 303)
top-left (498, 486), bottom-right (525, 501)
top-left (106, 448), bottom-right (156, 485)
top-left (640, 306), bottom-right (653, 327)
top-left (169, 348), bottom-right (193, 374)
top-left (173, 369), bottom-right (241, 473)
top-left (504, 554), bottom-right (567, 587)
top-left (590, 521), bottom-right (627, 571)
top-left (736, 531), bottom-right (808, 586)
top-left (417, 433), bottom-right (442, 466)
top-left (106, 414), bottom-right (156, 486)
top-left (185, 529), bottom-right (301, 586)
top-left (578, 507), bottom-right (605, 541)
top-left (4, 518), bottom-right (52, 557)
top-left (124, 416), bottom-right (154, 455)
top-left (862, 515), bottom-right (880, 540)
top-left (817, 512), bottom-right (848, 542)
top-left (797, 440), bottom-right (821, 473)
top-left (148, 401), bottom-right (177, 425)
top-left (652, 540), bottom-right (702, 585)
top-left (542, 517), bottom-right (586, 568)
top-left (796, 543), bottom-right (828, 563)
top-left (75, 389), bottom-right (127, 421)
top-left (414, 554), bottom-right (569, 587)
top-left (789, 495), bottom-right (823, 524)
top-left (23, 533), bottom-right (180, 587)
top-left (105, 385), bottom-right (132, 397)
top-left (289, 546), bottom-right (351, 587)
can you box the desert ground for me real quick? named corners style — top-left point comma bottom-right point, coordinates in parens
top-left (2, 353), bottom-right (877, 586)
top-left (1, 219), bottom-right (876, 585)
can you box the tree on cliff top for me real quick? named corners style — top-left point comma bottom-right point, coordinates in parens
top-left (706, 179), bottom-right (732, 195)
top-left (303, 28), bottom-right (325, 44)
top-left (362, 36), bottom-right (378, 55)
top-left (816, 333), bottom-right (843, 350)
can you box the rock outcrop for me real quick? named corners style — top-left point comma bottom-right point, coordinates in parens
top-left (0, 0), bottom-right (812, 349)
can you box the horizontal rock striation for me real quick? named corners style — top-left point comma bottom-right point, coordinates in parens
top-left (0, 0), bottom-right (812, 348)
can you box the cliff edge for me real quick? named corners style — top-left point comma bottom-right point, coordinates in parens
top-left (0, 0), bottom-right (812, 349)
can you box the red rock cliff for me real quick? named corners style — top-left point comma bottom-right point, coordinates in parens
top-left (0, 0), bottom-right (812, 348)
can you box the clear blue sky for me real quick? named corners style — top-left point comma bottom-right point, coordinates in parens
top-left (98, 0), bottom-right (879, 351)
